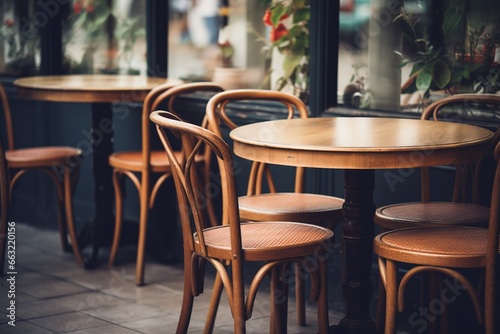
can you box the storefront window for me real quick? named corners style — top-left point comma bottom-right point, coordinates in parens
top-left (338, 0), bottom-right (500, 112)
top-left (167, 0), bottom-right (268, 90)
top-left (0, 1), bottom-right (39, 76)
top-left (338, 0), bottom-right (428, 111)
top-left (64, 0), bottom-right (146, 75)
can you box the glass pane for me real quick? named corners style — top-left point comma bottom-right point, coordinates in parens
top-left (168, 0), bottom-right (269, 91)
top-left (338, 0), bottom-right (500, 112)
top-left (64, 0), bottom-right (146, 75)
top-left (168, 0), bottom-right (222, 81)
top-left (0, 0), bottom-right (39, 76)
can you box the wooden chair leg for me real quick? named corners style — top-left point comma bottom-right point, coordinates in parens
top-left (429, 271), bottom-right (440, 334)
top-left (317, 259), bottom-right (329, 334)
top-left (270, 265), bottom-right (287, 334)
top-left (109, 171), bottom-right (123, 266)
top-left (485, 267), bottom-right (496, 334)
top-left (204, 272), bottom-right (223, 334)
top-left (177, 257), bottom-right (195, 334)
top-left (295, 264), bottom-right (306, 325)
top-left (375, 277), bottom-right (386, 332)
top-left (48, 168), bottom-right (71, 253)
top-left (56, 189), bottom-right (71, 253)
top-left (63, 169), bottom-right (84, 267)
top-left (437, 274), bottom-right (449, 334)
top-left (135, 193), bottom-right (149, 286)
top-left (384, 259), bottom-right (398, 334)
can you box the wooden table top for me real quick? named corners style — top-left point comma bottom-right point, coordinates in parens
top-left (14, 74), bottom-right (183, 103)
top-left (230, 117), bottom-right (494, 169)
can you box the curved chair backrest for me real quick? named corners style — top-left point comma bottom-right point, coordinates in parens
top-left (150, 110), bottom-right (241, 258)
top-left (0, 83), bottom-right (15, 151)
top-left (141, 82), bottom-right (224, 169)
top-left (140, 82), bottom-right (176, 169)
top-left (419, 94), bottom-right (500, 203)
top-left (205, 89), bottom-right (309, 195)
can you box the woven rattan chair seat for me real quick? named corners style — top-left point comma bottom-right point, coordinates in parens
top-left (239, 193), bottom-right (344, 223)
top-left (109, 150), bottom-right (204, 172)
top-left (374, 226), bottom-right (489, 267)
top-left (6, 147), bottom-right (82, 168)
top-left (376, 202), bottom-right (490, 230)
top-left (197, 221), bottom-right (333, 261)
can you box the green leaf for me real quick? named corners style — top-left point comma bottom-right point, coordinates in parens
top-left (293, 8), bottom-right (310, 24)
top-left (397, 59), bottom-right (410, 69)
top-left (431, 60), bottom-right (451, 89)
top-left (442, 0), bottom-right (465, 36)
top-left (276, 77), bottom-right (287, 91)
top-left (416, 67), bottom-right (432, 93)
top-left (282, 53), bottom-right (302, 78)
top-left (287, 25), bottom-right (302, 37)
top-left (401, 76), bottom-right (417, 94)
top-left (394, 51), bottom-right (405, 58)
top-left (291, 0), bottom-right (306, 10)
top-left (270, 4), bottom-right (287, 27)
top-left (290, 33), bottom-right (308, 54)
top-left (410, 62), bottom-right (425, 76)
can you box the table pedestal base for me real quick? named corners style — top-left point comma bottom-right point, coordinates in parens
top-left (331, 169), bottom-right (377, 334)
top-left (77, 102), bottom-right (114, 268)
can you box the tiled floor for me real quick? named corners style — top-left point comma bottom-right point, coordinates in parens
top-left (0, 222), bottom-right (352, 333)
top-left (3, 223), bottom-right (485, 333)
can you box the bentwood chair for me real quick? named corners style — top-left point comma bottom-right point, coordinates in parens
top-left (150, 110), bottom-right (333, 334)
top-left (108, 82), bottom-right (224, 286)
top-left (0, 83), bottom-right (84, 266)
top-left (206, 89), bottom-right (344, 325)
top-left (374, 138), bottom-right (500, 334)
top-left (374, 93), bottom-right (500, 330)
top-left (375, 94), bottom-right (500, 232)
top-left (0, 136), bottom-right (10, 274)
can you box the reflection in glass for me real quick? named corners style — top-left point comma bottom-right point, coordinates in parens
top-left (64, 0), bottom-right (146, 75)
top-left (0, 0), bottom-right (38, 76)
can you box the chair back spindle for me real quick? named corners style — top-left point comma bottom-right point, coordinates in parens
top-left (206, 89), bottom-right (308, 197)
top-left (420, 93), bottom-right (500, 203)
top-left (154, 111), bottom-right (241, 258)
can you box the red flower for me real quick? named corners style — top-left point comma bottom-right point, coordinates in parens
top-left (263, 9), bottom-right (289, 27)
top-left (263, 9), bottom-right (273, 26)
top-left (86, 1), bottom-right (95, 13)
top-left (4, 18), bottom-right (14, 27)
top-left (73, 0), bottom-right (82, 14)
top-left (270, 23), bottom-right (288, 42)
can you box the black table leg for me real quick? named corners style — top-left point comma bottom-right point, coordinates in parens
top-left (331, 169), bottom-right (377, 334)
top-left (79, 102), bottom-right (114, 269)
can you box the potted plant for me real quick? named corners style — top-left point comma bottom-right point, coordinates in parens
top-left (261, 0), bottom-right (310, 103)
top-left (396, 0), bottom-right (500, 107)
top-left (116, 16), bottom-right (145, 75)
top-left (70, 0), bottom-right (115, 74)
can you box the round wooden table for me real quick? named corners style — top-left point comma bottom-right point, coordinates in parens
top-left (14, 74), bottom-right (183, 268)
top-left (230, 117), bottom-right (494, 333)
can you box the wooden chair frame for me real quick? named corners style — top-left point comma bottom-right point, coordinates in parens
top-left (205, 89), bottom-right (344, 325)
top-left (108, 82), bottom-right (224, 286)
top-left (374, 140), bottom-right (500, 334)
top-left (0, 82), bottom-right (84, 267)
top-left (151, 110), bottom-right (334, 333)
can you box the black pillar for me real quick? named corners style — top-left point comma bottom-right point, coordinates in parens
top-left (146, 0), bottom-right (169, 78)
top-left (309, 0), bottom-right (339, 116)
